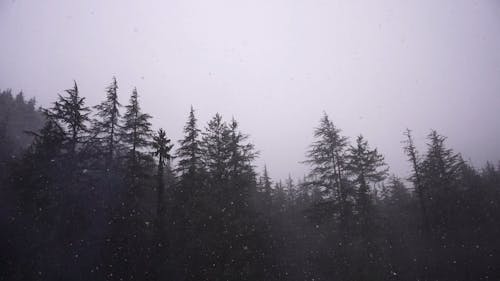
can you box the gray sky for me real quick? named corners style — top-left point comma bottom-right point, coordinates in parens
top-left (1, 0), bottom-right (499, 181)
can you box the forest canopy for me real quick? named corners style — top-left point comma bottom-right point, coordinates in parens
top-left (1, 79), bottom-right (499, 281)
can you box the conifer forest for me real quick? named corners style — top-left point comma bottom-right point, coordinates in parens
top-left (0, 80), bottom-right (499, 281)
top-left (2, 1), bottom-right (500, 280)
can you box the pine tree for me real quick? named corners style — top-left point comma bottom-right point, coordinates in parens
top-left (259, 165), bottom-right (273, 194)
top-left (199, 113), bottom-right (260, 213)
top-left (421, 130), bottom-right (464, 230)
top-left (93, 77), bottom-right (121, 169)
top-left (285, 174), bottom-right (298, 206)
top-left (186, 114), bottom-right (266, 280)
top-left (175, 106), bottom-right (204, 181)
top-left (168, 107), bottom-right (206, 280)
top-left (273, 180), bottom-right (287, 213)
top-left (346, 134), bottom-right (387, 280)
top-left (121, 88), bottom-right (153, 179)
top-left (15, 118), bottom-right (66, 220)
top-left (403, 128), bottom-right (430, 233)
top-left (304, 113), bottom-right (350, 231)
top-left (381, 176), bottom-right (410, 206)
top-left (151, 128), bottom-right (173, 279)
top-left (27, 119), bottom-right (66, 161)
top-left (152, 128), bottom-right (173, 218)
top-left (346, 134), bottom-right (387, 228)
top-left (227, 118), bottom-right (257, 182)
top-left (7, 118), bottom-right (67, 280)
top-left (201, 113), bottom-right (231, 183)
top-left (421, 130), bottom-right (463, 189)
top-left (48, 81), bottom-right (90, 158)
top-left (106, 88), bottom-right (153, 281)
top-left (258, 165), bottom-right (273, 209)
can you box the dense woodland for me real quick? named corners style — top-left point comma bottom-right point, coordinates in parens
top-left (0, 79), bottom-right (499, 281)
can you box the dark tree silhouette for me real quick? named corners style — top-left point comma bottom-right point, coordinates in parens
top-left (304, 113), bottom-right (351, 234)
top-left (347, 134), bottom-right (387, 232)
top-left (93, 76), bottom-right (121, 169)
top-left (152, 128), bottom-right (173, 220)
top-left (403, 128), bottom-right (430, 233)
top-left (1, 82), bottom-right (500, 281)
top-left (48, 81), bottom-right (90, 159)
top-left (121, 88), bottom-right (153, 185)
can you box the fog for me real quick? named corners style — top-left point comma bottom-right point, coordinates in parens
top-left (1, 0), bottom-right (499, 180)
top-left (3, 2), bottom-right (500, 281)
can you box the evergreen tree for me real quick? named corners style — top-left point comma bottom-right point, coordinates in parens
top-left (227, 118), bottom-right (257, 182)
top-left (48, 81), bottom-right (90, 158)
top-left (15, 119), bottom-right (66, 214)
top-left (175, 106), bottom-right (204, 182)
top-left (259, 165), bottom-right (273, 194)
top-left (346, 134), bottom-right (387, 228)
top-left (381, 176), bottom-right (410, 206)
top-left (104, 88), bottom-right (153, 281)
top-left (304, 113), bottom-right (350, 231)
top-left (257, 165), bottom-right (275, 212)
top-left (403, 128), bottom-right (429, 233)
top-left (7, 118), bottom-right (67, 280)
top-left (344, 135), bottom-right (388, 279)
top-left (168, 107), bottom-right (206, 280)
top-left (121, 88), bottom-right (153, 181)
top-left (152, 128), bottom-right (173, 219)
top-left (285, 174), bottom-right (298, 207)
top-left (93, 77), bottom-right (121, 169)
top-left (201, 113), bottom-right (231, 183)
top-left (187, 113), bottom-right (267, 280)
top-left (420, 130), bottom-right (464, 231)
top-left (151, 128), bottom-right (173, 279)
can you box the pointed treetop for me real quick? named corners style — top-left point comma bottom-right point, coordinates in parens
top-left (153, 128), bottom-right (174, 166)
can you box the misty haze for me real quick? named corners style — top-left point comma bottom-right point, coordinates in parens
top-left (1, 1), bottom-right (499, 281)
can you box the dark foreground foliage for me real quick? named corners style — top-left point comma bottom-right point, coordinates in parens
top-left (1, 81), bottom-right (499, 281)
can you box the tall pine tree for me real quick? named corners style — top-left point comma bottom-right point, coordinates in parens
top-left (121, 88), bottom-right (153, 183)
top-left (152, 128), bottom-right (173, 219)
top-left (421, 130), bottom-right (464, 231)
top-left (304, 113), bottom-right (350, 232)
top-left (48, 81), bottom-right (90, 159)
top-left (346, 134), bottom-right (387, 228)
top-left (201, 113), bottom-right (231, 184)
top-left (176, 106), bottom-right (204, 183)
top-left (93, 76), bottom-right (121, 170)
top-left (403, 128), bottom-right (430, 233)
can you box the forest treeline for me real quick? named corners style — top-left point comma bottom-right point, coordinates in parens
top-left (0, 79), bottom-right (499, 281)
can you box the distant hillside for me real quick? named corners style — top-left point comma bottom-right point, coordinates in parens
top-left (0, 89), bottom-right (44, 176)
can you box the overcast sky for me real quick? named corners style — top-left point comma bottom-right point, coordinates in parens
top-left (1, 0), bottom-right (499, 181)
